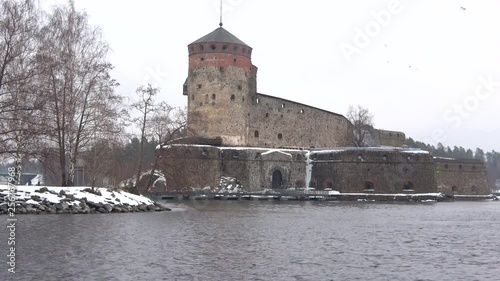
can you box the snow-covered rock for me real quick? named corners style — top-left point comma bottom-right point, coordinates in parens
top-left (0, 185), bottom-right (169, 215)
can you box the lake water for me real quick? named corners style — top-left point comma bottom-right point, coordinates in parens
top-left (2, 200), bottom-right (500, 281)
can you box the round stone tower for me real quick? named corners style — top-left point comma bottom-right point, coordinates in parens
top-left (185, 26), bottom-right (258, 146)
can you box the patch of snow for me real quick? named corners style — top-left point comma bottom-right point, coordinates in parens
top-left (305, 152), bottom-right (313, 188)
top-left (0, 185), bottom-right (155, 206)
top-left (434, 157), bottom-right (456, 160)
top-left (25, 199), bottom-right (40, 205)
top-left (261, 150), bottom-right (293, 158)
top-left (341, 192), bottom-right (444, 197)
top-left (217, 176), bottom-right (244, 193)
top-left (311, 147), bottom-right (429, 154)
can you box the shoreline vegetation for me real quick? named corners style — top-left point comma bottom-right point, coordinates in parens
top-left (0, 185), bottom-right (169, 215)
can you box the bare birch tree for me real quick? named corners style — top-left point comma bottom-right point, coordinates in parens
top-left (141, 104), bottom-right (187, 194)
top-left (131, 84), bottom-right (158, 194)
top-left (37, 1), bottom-right (121, 186)
top-left (0, 0), bottom-right (45, 183)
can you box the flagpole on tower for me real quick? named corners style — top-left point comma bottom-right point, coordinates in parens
top-left (219, 0), bottom-right (223, 27)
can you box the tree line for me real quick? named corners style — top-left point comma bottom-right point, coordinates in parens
top-left (0, 0), bottom-right (186, 194)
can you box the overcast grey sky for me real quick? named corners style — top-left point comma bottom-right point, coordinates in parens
top-left (41, 0), bottom-right (500, 152)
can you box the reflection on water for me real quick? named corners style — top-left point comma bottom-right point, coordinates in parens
top-left (2, 201), bottom-right (500, 280)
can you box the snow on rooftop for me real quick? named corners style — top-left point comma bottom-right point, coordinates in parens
top-left (260, 150), bottom-right (293, 158)
top-left (311, 147), bottom-right (429, 154)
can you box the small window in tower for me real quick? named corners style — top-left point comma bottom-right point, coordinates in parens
top-left (256, 98), bottom-right (260, 104)
top-left (212, 94), bottom-right (216, 104)
top-left (234, 58), bottom-right (237, 62)
top-left (191, 94), bottom-right (195, 101)
top-left (254, 131), bottom-right (259, 138)
top-left (238, 85), bottom-right (242, 91)
top-left (197, 84), bottom-right (202, 90)
top-left (300, 109), bottom-right (304, 114)
top-left (200, 45), bottom-right (204, 50)
top-left (230, 94), bottom-right (235, 101)
top-left (281, 103), bottom-right (285, 108)
top-left (222, 45), bottom-right (228, 50)
top-left (242, 97), bottom-right (245, 102)
top-left (219, 67), bottom-right (224, 72)
top-left (265, 113), bottom-right (269, 118)
top-left (210, 44), bottom-right (216, 50)
top-left (200, 57), bottom-right (205, 61)
top-left (278, 133), bottom-right (283, 140)
top-left (205, 94), bottom-right (208, 104)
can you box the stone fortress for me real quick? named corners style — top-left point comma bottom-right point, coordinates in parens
top-left (158, 25), bottom-right (490, 196)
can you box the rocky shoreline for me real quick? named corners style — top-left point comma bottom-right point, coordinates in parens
top-left (0, 186), bottom-right (170, 215)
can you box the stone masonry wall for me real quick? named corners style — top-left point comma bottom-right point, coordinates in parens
top-left (248, 94), bottom-right (353, 149)
top-left (309, 149), bottom-right (436, 194)
top-left (435, 158), bottom-right (490, 195)
top-left (158, 146), bottom-right (490, 195)
top-left (377, 129), bottom-right (406, 147)
top-left (186, 51), bottom-right (257, 146)
top-left (159, 145), bottom-right (306, 192)
top-left (158, 145), bottom-right (221, 191)
top-left (221, 148), bottom-right (306, 191)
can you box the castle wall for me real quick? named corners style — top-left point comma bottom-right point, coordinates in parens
top-left (221, 148), bottom-right (306, 191)
top-left (158, 146), bottom-right (491, 196)
top-left (308, 149), bottom-right (436, 193)
top-left (376, 129), bottom-right (406, 147)
top-left (434, 158), bottom-right (490, 195)
top-left (248, 94), bottom-right (353, 149)
top-left (159, 145), bottom-right (306, 191)
top-left (158, 145), bottom-right (221, 191)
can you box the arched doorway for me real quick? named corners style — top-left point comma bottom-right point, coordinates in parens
top-left (272, 170), bottom-right (282, 189)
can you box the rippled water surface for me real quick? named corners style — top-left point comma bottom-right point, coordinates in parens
top-left (2, 201), bottom-right (500, 281)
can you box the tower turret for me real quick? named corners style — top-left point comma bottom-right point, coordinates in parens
top-left (185, 27), bottom-right (258, 146)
